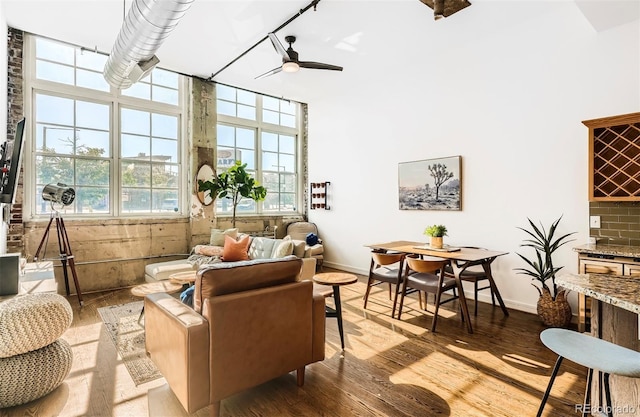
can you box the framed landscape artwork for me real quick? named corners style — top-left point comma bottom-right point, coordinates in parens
top-left (398, 155), bottom-right (462, 211)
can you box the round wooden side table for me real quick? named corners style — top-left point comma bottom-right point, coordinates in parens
top-left (312, 272), bottom-right (358, 350)
top-left (169, 270), bottom-right (198, 285)
top-left (131, 281), bottom-right (184, 322)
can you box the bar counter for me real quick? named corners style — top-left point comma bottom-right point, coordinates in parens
top-left (556, 273), bottom-right (640, 315)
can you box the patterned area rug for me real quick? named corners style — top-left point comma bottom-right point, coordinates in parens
top-left (97, 301), bottom-right (162, 386)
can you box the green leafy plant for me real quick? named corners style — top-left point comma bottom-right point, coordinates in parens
top-left (515, 216), bottom-right (576, 300)
top-left (197, 161), bottom-right (267, 227)
top-left (424, 224), bottom-right (448, 237)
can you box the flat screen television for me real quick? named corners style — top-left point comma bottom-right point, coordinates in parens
top-left (0, 118), bottom-right (26, 204)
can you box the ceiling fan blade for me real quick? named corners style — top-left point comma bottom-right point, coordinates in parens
top-left (255, 66), bottom-right (283, 80)
top-left (268, 33), bottom-right (290, 60)
top-left (299, 61), bottom-right (343, 71)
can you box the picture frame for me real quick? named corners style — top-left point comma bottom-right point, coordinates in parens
top-left (398, 155), bottom-right (462, 211)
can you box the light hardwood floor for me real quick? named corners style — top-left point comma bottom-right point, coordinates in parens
top-left (1, 271), bottom-right (585, 417)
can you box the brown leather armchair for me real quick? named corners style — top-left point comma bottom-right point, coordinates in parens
top-left (144, 257), bottom-right (326, 417)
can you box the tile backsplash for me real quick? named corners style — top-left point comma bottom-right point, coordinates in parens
top-left (589, 201), bottom-right (640, 246)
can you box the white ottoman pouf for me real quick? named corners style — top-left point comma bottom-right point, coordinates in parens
top-left (0, 293), bottom-right (73, 408)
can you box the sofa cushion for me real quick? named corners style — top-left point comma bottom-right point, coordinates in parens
top-left (193, 256), bottom-right (302, 314)
top-left (193, 245), bottom-right (224, 257)
top-left (145, 259), bottom-right (195, 282)
top-left (272, 240), bottom-right (294, 258)
top-left (222, 234), bottom-right (250, 262)
top-left (247, 237), bottom-right (279, 259)
top-left (284, 236), bottom-right (307, 258)
top-left (210, 228), bottom-right (238, 246)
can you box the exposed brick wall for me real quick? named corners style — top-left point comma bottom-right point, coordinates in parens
top-left (6, 28), bottom-right (24, 254)
top-left (589, 201), bottom-right (640, 246)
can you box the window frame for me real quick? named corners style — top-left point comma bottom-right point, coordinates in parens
top-left (23, 34), bottom-right (189, 219)
top-left (215, 84), bottom-right (303, 217)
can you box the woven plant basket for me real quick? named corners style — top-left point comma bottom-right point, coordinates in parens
top-left (537, 288), bottom-right (572, 328)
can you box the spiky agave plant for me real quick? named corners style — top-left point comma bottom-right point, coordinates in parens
top-left (515, 216), bottom-right (576, 300)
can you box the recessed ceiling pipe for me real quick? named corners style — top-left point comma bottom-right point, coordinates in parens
top-left (104, 0), bottom-right (194, 89)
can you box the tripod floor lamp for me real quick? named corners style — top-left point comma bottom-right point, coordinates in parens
top-left (34, 183), bottom-right (83, 306)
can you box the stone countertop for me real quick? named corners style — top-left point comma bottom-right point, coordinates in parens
top-left (573, 243), bottom-right (640, 258)
top-left (556, 273), bottom-right (640, 314)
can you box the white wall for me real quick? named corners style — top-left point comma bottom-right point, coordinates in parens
top-left (306, 2), bottom-right (640, 313)
top-left (0, 2), bottom-right (8, 254)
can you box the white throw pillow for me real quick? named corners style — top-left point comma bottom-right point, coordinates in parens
top-left (272, 240), bottom-right (294, 258)
top-left (210, 228), bottom-right (238, 246)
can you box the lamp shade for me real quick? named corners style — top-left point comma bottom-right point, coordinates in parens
top-left (282, 61), bottom-right (300, 73)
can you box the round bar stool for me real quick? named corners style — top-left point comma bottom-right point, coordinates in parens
top-left (537, 328), bottom-right (640, 417)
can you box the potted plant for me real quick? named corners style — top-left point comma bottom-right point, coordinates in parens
top-left (198, 161), bottom-right (267, 228)
top-left (515, 216), bottom-right (576, 327)
top-left (424, 224), bottom-right (448, 249)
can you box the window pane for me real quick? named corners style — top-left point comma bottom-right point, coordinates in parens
top-left (36, 94), bottom-right (74, 125)
top-left (262, 132), bottom-right (278, 152)
top-left (36, 155), bottom-right (74, 185)
top-left (236, 128), bottom-right (255, 149)
top-left (122, 134), bottom-right (151, 159)
top-left (236, 198), bottom-right (256, 212)
top-left (122, 188), bottom-right (151, 212)
top-left (152, 114), bottom-right (178, 139)
top-left (77, 129), bottom-right (110, 157)
top-left (280, 135), bottom-right (295, 154)
top-left (152, 85), bottom-right (179, 105)
top-left (75, 186), bottom-right (109, 213)
top-left (76, 159), bottom-right (110, 186)
top-left (152, 138), bottom-right (178, 162)
top-left (152, 68), bottom-right (178, 88)
top-left (280, 154), bottom-right (295, 172)
top-left (263, 96), bottom-right (279, 111)
top-left (36, 124), bottom-right (74, 154)
top-left (217, 100), bottom-right (235, 117)
top-left (121, 161), bottom-right (151, 186)
top-left (76, 101), bottom-right (109, 130)
top-left (281, 173), bottom-right (296, 192)
top-left (76, 50), bottom-right (106, 71)
top-left (154, 190), bottom-right (179, 212)
top-left (281, 100), bottom-right (296, 115)
top-left (36, 38), bottom-right (74, 64)
top-left (281, 113), bottom-right (296, 128)
top-left (76, 69), bottom-right (110, 91)
top-left (152, 164), bottom-right (178, 187)
top-left (262, 172), bottom-right (279, 191)
top-left (122, 108), bottom-right (150, 135)
top-left (217, 125), bottom-right (234, 146)
top-left (238, 149), bottom-right (255, 170)
top-left (263, 109), bottom-right (279, 125)
top-left (237, 104), bottom-right (256, 120)
top-left (237, 89), bottom-right (255, 105)
top-left (36, 61), bottom-right (74, 85)
top-left (123, 82), bottom-right (151, 100)
top-left (216, 84), bottom-right (235, 101)
top-left (262, 152), bottom-right (279, 172)
top-left (217, 148), bottom-right (237, 169)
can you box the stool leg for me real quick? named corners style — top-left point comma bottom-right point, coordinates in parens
top-left (603, 373), bottom-right (613, 417)
top-left (582, 368), bottom-right (593, 417)
top-left (537, 355), bottom-right (564, 417)
top-left (333, 285), bottom-right (345, 350)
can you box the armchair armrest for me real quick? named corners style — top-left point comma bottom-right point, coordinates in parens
top-left (298, 257), bottom-right (317, 281)
top-left (144, 293), bottom-right (210, 413)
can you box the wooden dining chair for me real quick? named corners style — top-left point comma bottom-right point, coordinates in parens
top-left (444, 247), bottom-right (495, 316)
top-left (363, 250), bottom-right (406, 318)
top-left (397, 255), bottom-right (459, 333)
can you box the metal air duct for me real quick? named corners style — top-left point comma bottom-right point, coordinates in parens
top-left (103, 0), bottom-right (194, 89)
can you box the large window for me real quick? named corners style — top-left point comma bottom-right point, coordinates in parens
top-left (216, 84), bottom-right (301, 215)
top-left (26, 35), bottom-right (186, 217)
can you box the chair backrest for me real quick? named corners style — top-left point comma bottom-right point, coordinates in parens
top-left (286, 221), bottom-right (319, 241)
top-left (371, 252), bottom-right (404, 266)
top-left (406, 256), bottom-right (449, 274)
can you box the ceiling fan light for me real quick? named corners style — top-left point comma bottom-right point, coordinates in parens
top-left (282, 61), bottom-right (300, 73)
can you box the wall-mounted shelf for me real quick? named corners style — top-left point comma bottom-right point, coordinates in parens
top-left (584, 112), bottom-right (640, 201)
top-left (310, 181), bottom-right (330, 210)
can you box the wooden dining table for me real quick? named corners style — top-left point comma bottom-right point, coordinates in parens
top-left (365, 241), bottom-right (509, 334)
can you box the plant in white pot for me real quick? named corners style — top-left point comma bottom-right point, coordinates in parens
top-left (424, 224), bottom-right (448, 249)
top-left (515, 216), bottom-right (576, 327)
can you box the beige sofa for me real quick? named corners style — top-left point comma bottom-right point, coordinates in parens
top-left (144, 256), bottom-right (325, 416)
top-left (144, 236), bottom-right (317, 283)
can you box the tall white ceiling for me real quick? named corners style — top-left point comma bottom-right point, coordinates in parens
top-left (2, 0), bottom-right (638, 103)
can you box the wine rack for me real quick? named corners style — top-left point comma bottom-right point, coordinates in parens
top-left (310, 181), bottom-right (330, 210)
top-left (584, 112), bottom-right (640, 201)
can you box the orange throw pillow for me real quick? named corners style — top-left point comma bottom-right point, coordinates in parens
top-left (222, 234), bottom-right (250, 262)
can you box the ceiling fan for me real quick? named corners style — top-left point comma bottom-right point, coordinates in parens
top-left (256, 33), bottom-right (343, 79)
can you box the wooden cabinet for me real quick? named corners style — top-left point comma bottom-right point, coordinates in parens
top-left (577, 254), bottom-right (640, 332)
top-left (583, 112), bottom-right (640, 201)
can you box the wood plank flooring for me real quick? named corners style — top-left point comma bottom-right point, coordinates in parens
top-left (0, 271), bottom-right (586, 417)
